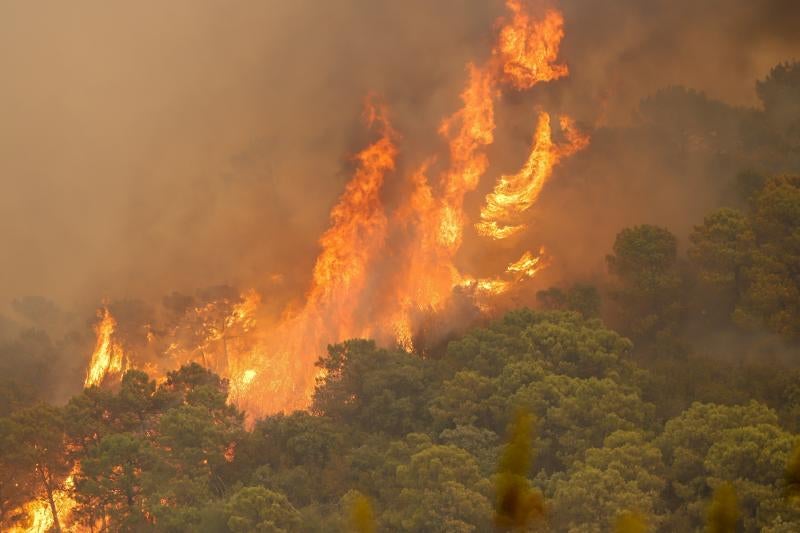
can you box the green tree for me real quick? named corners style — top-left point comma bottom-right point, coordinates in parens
top-left (0, 417), bottom-right (36, 528)
top-left (658, 401), bottom-right (798, 530)
top-left (735, 175), bottom-right (800, 338)
top-left (704, 424), bottom-right (800, 530)
top-left (63, 385), bottom-right (117, 455)
top-left (224, 486), bottom-right (301, 532)
top-left (548, 431), bottom-right (665, 532)
top-left (382, 444), bottom-right (492, 532)
top-left (688, 208), bottom-right (755, 321)
top-left (429, 371), bottom-right (499, 431)
top-left (439, 425), bottom-right (500, 476)
top-left (756, 62), bottom-right (800, 148)
top-left (312, 340), bottom-right (433, 436)
top-left (8, 404), bottom-right (71, 532)
top-left (607, 225), bottom-right (685, 344)
top-left (240, 412), bottom-right (347, 506)
top-left (537, 285), bottom-right (601, 318)
top-left (72, 433), bottom-right (157, 530)
top-left (511, 374), bottom-right (653, 469)
top-left (446, 309), bottom-right (632, 381)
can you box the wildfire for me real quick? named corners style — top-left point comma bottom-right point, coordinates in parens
top-left (476, 113), bottom-right (589, 240)
top-left (495, 2), bottom-right (569, 89)
top-left (229, 98), bottom-right (400, 415)
top-left (436, 64), bottom-right (497, 251)
top-left (506, 249), bottom-right (547, 278)
top-left (459, 248), bottom-right (550, 302)
top-left (12, 474), bottom-right (76, 533)
top-left (378, 61), bottom-right (500, 356)
top-left (80, 0), bottom-right (589, 419)
top-left (84, 307), bottom-right (126, 388)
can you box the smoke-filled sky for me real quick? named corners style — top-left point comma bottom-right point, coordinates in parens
top-left (1, 0), bottom-right (799, 314)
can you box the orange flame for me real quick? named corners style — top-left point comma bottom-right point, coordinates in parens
top-left (12, 473), bottom-right (76, 533)
top-left (459, 247), bottom-right (550, 303)
top-left (476, 113), bottom-right (589, 240)
top-left (495, 1), bottom-right (569, 89)
top-left (82, 1), bottom-right (588, 419)
top-left (235, 99), bottom-right (399, 415)
top-left (84, 307), bottom-right (126, 388)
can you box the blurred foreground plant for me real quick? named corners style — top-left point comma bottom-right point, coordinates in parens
top-left (706, 482), bottom-right (738, 533)
top-left (494, 410), bottom-right (545, 530)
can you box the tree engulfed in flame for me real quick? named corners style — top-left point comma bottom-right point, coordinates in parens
top-left (12, 474), bottom-right (76, 533)
top-left (82, 0), bottom-right (589, 420)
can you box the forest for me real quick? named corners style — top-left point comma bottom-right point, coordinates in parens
top-left (2, 7), bottom-right (800, 533)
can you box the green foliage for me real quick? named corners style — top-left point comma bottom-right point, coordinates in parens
top-left (607, 225), bottom-right (685, 344)
top-left (2, 305), bottom-right (799, 531)
top-left (537, 284), bottom-right (601, 318)
top-left (548, 431), bottom-right (665, 531)
top-left (224, 486), bottom-right (301, 532)
top-left (383, 443), bottom-right (493, 532)
top-left (72, 432), bottom-right (156, 529)
top-left (312, 339), bottom-right (434, 436)
top-left (40, 363), bottom-right (245, 531)
top-left (735, 175), bottom-right (800, 337)
top-left (684, 174), bottom-right (800, 339)
top-left (7, 403), bottom-right (71, 531)
top-left (2, 52), bottom-right (800, 533)
top-left (0, 417), bottom-right (36, 527)
top-left (689, 208), bottom-right (754, 316)
top-left (657, 401), bottom-right (800, 530)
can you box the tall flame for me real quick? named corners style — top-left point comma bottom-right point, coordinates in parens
top-left (236, 99), bottom-right (399, 415)
top-left (436, 64), bottom-right (497, 251)
top-left (81, 0), bottom-right (589, 419)
top-left (84, 307), bottom-right (126, 388)
top-left (380, 62), bottom-right (500, 354)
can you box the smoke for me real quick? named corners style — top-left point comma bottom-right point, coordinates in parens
top-left (556, 0), bottom-right (800, 124)
top-left (0, 0), bottom-right (797, 328)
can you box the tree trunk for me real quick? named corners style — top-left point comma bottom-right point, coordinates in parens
top-left (37, 465), bottom-right (61, 533)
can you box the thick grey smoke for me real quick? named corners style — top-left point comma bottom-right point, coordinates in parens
top-left (0, 0), bottom-right (797, 318)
